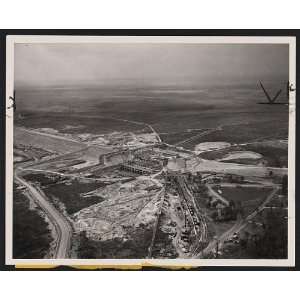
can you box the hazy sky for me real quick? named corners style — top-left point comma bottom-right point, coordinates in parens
top-left (15, 43), bottom-right (289, 86)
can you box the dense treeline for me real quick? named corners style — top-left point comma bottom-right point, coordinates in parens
top-left (219, 209), bottom-right (287, 259)
top-left (248, 210), bottom-right (287, 259)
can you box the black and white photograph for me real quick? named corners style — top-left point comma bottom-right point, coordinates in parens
top-left (5, 36), bottom-right (295, 267)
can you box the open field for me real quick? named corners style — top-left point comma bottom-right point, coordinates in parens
top-left (24, 173), bottom-right (105, 215)
top-left (45, 180), bottom-right (105, 215)
top-left (215, 186), bottom-right (274, 217)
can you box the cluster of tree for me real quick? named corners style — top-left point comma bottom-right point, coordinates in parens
top-left (77, 231), bottom-right (98, 259)
top-left (210, 204), bottom-right (238, 222)
top-left (241, 210), bottom-right (287, 259)
top-left (227, 174), bottom-right (244, 184)
top-left (246, 145), bottom-right (287, 168)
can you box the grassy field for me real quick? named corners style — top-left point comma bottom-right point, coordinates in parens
top-left (24, 173), bottom-right (105, 214)
top-left (13, 184), bottom-right (53, 258)
top-left (217, 186), bottom-right (273, 217)
top-left (44, 179), bottom-right (105, 215)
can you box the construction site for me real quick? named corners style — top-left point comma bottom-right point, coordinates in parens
top-left (13, 113), bottom-right (288, 260)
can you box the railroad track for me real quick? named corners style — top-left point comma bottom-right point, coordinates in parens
top-left (176, 177), bottom-right (208, 256)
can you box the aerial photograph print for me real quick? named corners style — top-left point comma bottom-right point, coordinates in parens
top-left (7, 37), bottom-right (295, 266)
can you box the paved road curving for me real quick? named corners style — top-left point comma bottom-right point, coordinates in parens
top-left (15, 172), bottom-right (72, 258)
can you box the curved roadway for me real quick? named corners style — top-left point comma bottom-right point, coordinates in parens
top-left (15, 171), bottom-right (72, 258)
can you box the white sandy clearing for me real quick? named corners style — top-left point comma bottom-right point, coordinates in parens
top-left (187, 158), bottom-right (287, 178)
top-left (194, 142), bottom-right (230, 154)
top-left (220, 151), bottom-right (262, 161)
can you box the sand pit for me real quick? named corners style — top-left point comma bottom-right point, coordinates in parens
top-left (220, 151), bottom-right (263, 161)
top-left (194, 142), bottom-right (230, 154)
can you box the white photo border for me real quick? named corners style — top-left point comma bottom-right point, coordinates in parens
top-left (5, 35), bottom-right (296, 267)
